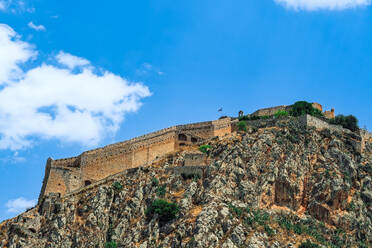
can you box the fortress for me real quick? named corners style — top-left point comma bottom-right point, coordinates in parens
top-left (39, 117), bottom-right (233, 201)
top-left (38, 102), bottom-right (370, 202)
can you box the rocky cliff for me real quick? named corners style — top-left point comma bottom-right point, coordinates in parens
top-left (1, 117), bottom-right (371, 248)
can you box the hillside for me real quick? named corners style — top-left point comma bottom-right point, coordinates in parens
top-left (0, 117), bottom-right (371, 247)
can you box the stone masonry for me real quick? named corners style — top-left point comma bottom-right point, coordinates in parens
top-left (39, 118), bottom-right (232, 201)
top-left (251, 102), bottom-right (335, 119)
top-left (38, 103), bottom-right (368, 202)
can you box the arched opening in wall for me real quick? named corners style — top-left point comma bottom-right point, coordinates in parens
top-left (191, 137), bottom-right (197, 143)
top-left (178, 133), bottom-right (187, 141)
top-left (84, 180), bottom-right (92, 186)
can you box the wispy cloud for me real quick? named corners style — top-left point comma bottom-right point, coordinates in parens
top-left (6, 197), bottom-right (36, 213)
top-left (0, 151), bottom-right (25, 164)
top-left (274, 0), bottom-right (372, 11)
top-left (0, 24), bottom-right (151, 150)
top-left (0, 1), bottom-right (6, 11)
top-left (28, 22), bottom-right (46, 31)
top-left (0, 0), bottom-right (34, 13)
top-left (136, 63), bottom-right (164, 76)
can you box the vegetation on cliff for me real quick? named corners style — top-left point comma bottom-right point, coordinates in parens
top-left (289, 101), bottom-right (323, 118)
top-left (330, 114), bottom-right (359, 132)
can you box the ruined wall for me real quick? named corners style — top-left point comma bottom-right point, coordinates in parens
top-left (39, 118), bottom-right (233, 200)
top-left (312, 103), bottom-right (323, 112)
top-left (252, 103), bottom-right (335, 119)
top-left (324, 109), bottom-right (335, 119)
top-left (252, 105), bottom-right (289, 117)
top-left (213, 118), bottom-right (232, 137)
top-left (299, 115), bottom-right (346, 133)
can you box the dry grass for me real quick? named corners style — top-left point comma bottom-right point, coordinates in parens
top-left (183, 237), bottom-right (192, 244)
top-left (172, 189), bottom-right (185, 198)
top-left (190, 205), bottom-right (203, 217)
top-left (347, 188), bottom-right (356, 203)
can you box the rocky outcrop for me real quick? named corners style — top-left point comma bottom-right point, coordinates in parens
top-left (0, 118), bottom-right (371, 247)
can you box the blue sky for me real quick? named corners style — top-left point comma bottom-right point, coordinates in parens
top-left (0, 0), bottom-right (372, 221)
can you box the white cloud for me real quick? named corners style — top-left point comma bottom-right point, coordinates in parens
top-left (274, 0), bottom-right (372, 10)
top-left (0, 1), bottom-right (6, 11)
top-left (0, 151), bottom-right (25, 163)
top-left (0, 24), bottom-right (151, 150)
top-left (6, 197), bottom-right (36, 213)
top-left (136, 62), bottom-right (164, 77)
top-left (28, 22), bottom-right (46, 32)
top-left (0, 24), bottom-right (37, 84)
top-left (0, 0), bottom-right (33, 13)
top-left (56, 51), bottom-right (90, 69)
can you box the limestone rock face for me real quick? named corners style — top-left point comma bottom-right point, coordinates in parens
top-left (1, 119), bottom-right (371, 247)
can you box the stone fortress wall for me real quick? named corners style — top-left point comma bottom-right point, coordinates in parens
top-left (251, 105), bottom-right (290, 117)
top-left (251, 102), bottom-right (335, 119)
top-left (39, 117), bottom-right (232, 201)
top-left (39, 102), bottom-right (370, 202)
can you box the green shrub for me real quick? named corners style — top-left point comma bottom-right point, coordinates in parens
top-left (346, 201), bottom-right (355, 211)
top-left (248, 115), bottom-right (261, 120)
top-left (264, 225), bottom-right (274, 236)
top-left (260, 115), bottom-right (270, 120)
top-left (278, 216), bottom-right (293, 230)
top-left (292, 223), bottom-right (303, 235)
top-left (112, 181), bottom-right (123, 191)
top-left (145, 199), bottom-right (179, 222)
top-left (299, 240), bottom-right (320, 248)
top-left (199, 145), bottom-right (211, 153)
top-left (156, 185), bottom-right (166, 197)
top-left (253, 210), bottom-right (269, 225)
top-left (244, 216), bottom-right (254, 226)
top-left (192, 174), bottom-right (201, 182)
top-left (239, 115), bottom-right (272, 121)
top-left (228, 203), bottom-right (243, 217)
top-left (274, 110), bottom-right (289, 118)
top-left (237, 121), bottom-right (247, 132)
top-left (359, 241), bottom-right (368, 248)
top-left (151, 177), bottom-right (159, 186)
top-left (105, 241), bottom-right (117, 248)
top-left (329, 114), bottom-right (359, 132)
top-left (289, 101), bottom-right (323, 117)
